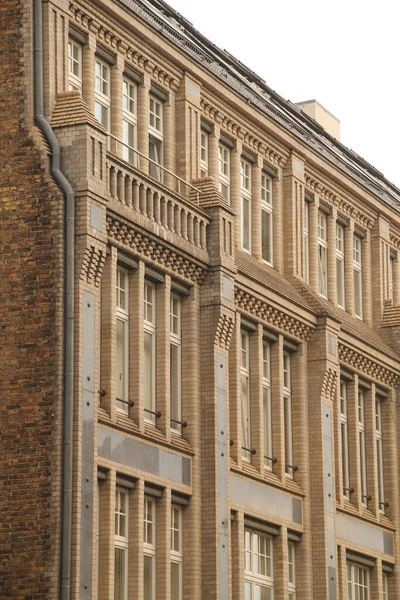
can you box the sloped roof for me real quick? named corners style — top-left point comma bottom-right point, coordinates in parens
top-left (51, 91), bottom-right (105, 131)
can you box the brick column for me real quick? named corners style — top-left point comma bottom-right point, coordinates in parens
top-left (309, 198), bottom-right (319, 292)
top-left (208, 124), bottom-right (220, 187)
top-left (370, 557), bottom-right (383, 599)
top-left (98, 471), bottom-right (115, 600)
top-left (82, 31), bottom-right (96, 112)
top-left (347, 375), bottom-right (362, 511)
top-left (129, 480), bottom-right (144, 599)
top-left (273, 168), bottom-right (284, 273)
top-left (231, 140), bottom-right (242, 248)
top-left (164, 90), bottom-right (176, 191)
top-left (362, 229), bottom-right (372, 325)
top-left (249, 324), bottom-right (263, 472)
top-left (327, 208), bottom-right (337, 305)
top-left (137, 71), bottom-right (151, 174)
top-left (130, 261), bottom-right (145, 431)
top-left (156, 488), bottom-right (171, 600)
top-left (345, 221), bottom-right (355, 316)
top-left (274, 526), bottom-right (288, 600)
top-left (100, 247), bottom-right (117, 420)
top-left (271, 335), bottom-right (285, 482)
top-left (251, 157), bottom-right (262, 261)
top-left (229, 313), bottom-right (242, 469)
top-left (156, 274), bottom-right (171, 440)
top-left (110, 53), bottom-right (123, 155)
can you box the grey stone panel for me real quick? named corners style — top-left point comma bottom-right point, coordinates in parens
top-left (337, 514), bottom-right (394, 556)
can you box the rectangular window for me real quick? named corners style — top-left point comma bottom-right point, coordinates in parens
top-left (353, 235), bottom-right (363, 318)
top-left (122, 79), bottom-right (137, 164)
top-left (149, 96), bottom-right (163, 181)
top-left (115, 489), bottom-right (128, 600)
top-left (389, 252), bottom-right (396, 302)
top-left (200, 131), bottom-right (209, 177)
top-left (218, 144), bottom-right (230, 202)
top-left (116, 268), bottom-right (129, 414)
top-left (95, 59), bottom-right (110, 132)
top-left (262, 342), bottom-right (273, 470)
top-left (283, 352), bottom-right (293, 477)
top-left (358, 391), bottom-right (367, 506)
top-left (144, 498), bottom-right (156, 600)
top-left (261, 174), bottom-right (273, 265)
top-left (171, 507), bottom-right (182, 600)
top-left (241, 159), bottom-right (252, 252)
top-left (241, 331), bottom-right (251, 462)
top-left (144, 282), bottom-right (156, 424)
top-left (170, 295), bottom-right (182, 434)
top-left (347, 562), bottom-right (369, 600)
top-left (376, 398), bottom-right (385, 513)
top-left (336, 224), bottom-right (345, 308)
top-left (340, 381), bottom-right (350, 499)
top-left (68, 40), bottom-right (82, 91)
top-left (383, 572), bottom-right (388, 600)
top-left (288, 542), bottom-right (296, 600)
top-left (318, 211), bottom-right (328, 297)
top-left (304, 201), bottom-right (310, 283)
top-left (244, 529), bottom-right (274, 600)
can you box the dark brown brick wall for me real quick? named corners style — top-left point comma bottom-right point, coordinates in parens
top-left (0, 1), bottom-right (61, 597)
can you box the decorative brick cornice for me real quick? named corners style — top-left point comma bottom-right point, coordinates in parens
top-left (80, 244), bottom-right (105, 287)
top-left (106, 215), bottom-right (207, 283)
top-left (305, 173), bottom-right (374, 230)
top-left (69, 3), bottom-right (180, 91)
top-left (200, 99), bottom-right (287, 168)
top-left (234, 287), bottom-right (313, 341)
top-left (338, 343), bottom-right (399, 387)
top-left (214, 313), bottom-right (235, 350)
top-left (321, 368), bottom-right (338, 401)
top-left (390, 233), bottom-right (400, 249)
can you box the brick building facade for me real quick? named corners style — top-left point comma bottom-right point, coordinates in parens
top-left (2, 0), bottom-right (400, 599)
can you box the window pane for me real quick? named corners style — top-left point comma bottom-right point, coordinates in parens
top-left (144, 332), bottom-right (154, 414)
top-left (242, 197), bottom-right (251, 251)
top-left (254, 584), bottom-right (272, 600)
top-left (144, 555), bottom-right (153, 600)
top-left (262, 209), bottom-right (272, 263)
top-left (241, 374), bottom-right (251, 459)
top-left (171, 562), bottom-right (180, 600)
top-left (354, 269), bottom-right (363, 317)
top-left (122, 120), bottom-right (135, 163)
top-left (263, 386), bottom-right (272, 467)
top-left (116, 319), bottom-right (127, 408)
top-left (245, 582), bottom-right (252, 600)
top-left (170, 343), bottom-right (181, 428)
top-left (114, 548), bottom-right (127, 600)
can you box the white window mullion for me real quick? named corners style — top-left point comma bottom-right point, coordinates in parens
top-left (353, 235), bottom-right (363, 318)
top-left (241, 331), bottom-right (251, 462)
top-left (241, 159), bottom-right (252, 253)
top-left (244, 529), bottom-right (274, 599)
top-left (376, 398), bottom-right (385, 513)
top-left (262, 342), bottom-right (273, 470)
top-left (358, 391), bottom-right (368, 506)
top-left (283, 352), bottom-right (293, 477)
top-left (336, 224), bottom-right (345, 308)
top-left (318, 211), bottom-right (328, 298)
top-left (261, 174), bottom-right (273, 265)
top-left (170, 295), bottom-right (182, 434)
top-left (149, 96), bottom-right (163, 182)
top-left (122, 78), bottom-right (137, 164)
top-left (68, 40), bottom-right (82, 91)
top-left (171, 507), bottom-right (182, 600)
top-left (340, 381), bottom-right (350, 499)
top-left (115, 489), bottom-right (128, 600)
top-left (288, 542), bottom-right (296, 600)
top-left (116, 268), bottom-right (129, 414)
top-left (218, 143), bottom-right (230, 202)
top-left (95, 58), bottom-right (111, 133)
top-left (144, 498), bottom-right (156, 600)
top-left (144, 282), bottom-right (156, 424)
top-left (200, 131), bottom-right (209, 177)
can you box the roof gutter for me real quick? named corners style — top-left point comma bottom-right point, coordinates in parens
top-left (33, 2), bottom-right (74, 599)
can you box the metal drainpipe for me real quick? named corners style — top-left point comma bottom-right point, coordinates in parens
top-left (33, 1), bottom-right (74, 599)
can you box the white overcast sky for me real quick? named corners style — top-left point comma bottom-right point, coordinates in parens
top-left (166, 0), bottom-right (400, 188)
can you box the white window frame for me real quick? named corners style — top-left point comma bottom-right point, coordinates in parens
top-left (68, 40), bottom-right (82, 91)
top-left (170, 295), bottom-right (182, 435)
top-left (347, 562), bottom-right (370, 600)
top-left (383, 572), bottom-right (389, 600)
top-left (288, 542), bottom-right (296, 600)
top-left (95, 58), bottom-right (111, 133)
top-left (114, 489), bottom-right (128, 600)
top-left (353, 235), bottom-right (363, 319)
top-left (336, 224), bottom-right (345, 308)
top-left (241, 159), bottom-right (252, 253)
top-left (149, 96), bottom-right (163, 182)
top-left (318, 211), bottom-right (328, 298)
top-left (241, 331), bottom-right (251, 462)
top-left (376, 398), bottom-right (385, 514)
top-left (144, 498), bottom-right (156, 600)
top-left (200, 131), bottom-right (209, 177)
top-left (218, 143), bottom-right (230, 202)
top-left (122, 78), bottom-right (137, 165)
top-left (244, 529), bottom-right (274, 600)
top-left (144, 282), bottom-right (156, 424)
top-left (116, 267), bottom-right (129, 414)
top-left (304, 201), bottom-right (310, 283)
top-left (283, 352), bottom-right (293, 478)
top-left (340, 381), bottom-right (350, 499)
top-left (170, 506), bottom-right (182, 600)
top-left (358, 390), bottom-right (368, 506)
top-left (261, 173), bottom-right (273, 265)
top-left (262, 342), bottom-right (273, 470)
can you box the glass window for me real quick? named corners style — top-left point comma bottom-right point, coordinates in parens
top-left (170, 295), bottom-right (182, 434)
top-left (115, 489), bottom-right (128, 600)
top-left (340, 381), bottom-right (350, 499)
top-left (353, 235), bottom-right (363, 318)
top-left (244, 530), bottom-right (274, 600)
top-left (241, 331), bottom-right (251, 461)
top-left (149, 97), bottom-right (162, 133)
top-left (318, 211), bottom-right (328, 298)
top-left (383, 572), bottom-right (389, 600)
top-left (304, 201), bottom-right (310, 283)
top-left (122, 79), bottom-right (137, 164)
top-left (149, 96), bottom-right (163, 181)
top-left (200, 131), bottom-right (209, 177)
top-left (68, 40), bottom-right (82, 91)
top-left (288, 542), bottom-right (296, 600)
top-left (347, 562), bottom-right (369, 600)
top-left (218, 144), bottom-right (230, 202)
top-left (116, 268), bottom-right (129, 414)
top-left (261, 174), bottom-right (273, 265)
top-left (262, 342), bottom-right (273, 470)
top-left (94, 59), bottom-right (110, 132)
top-left (336, 224), bottom-right (345, 308)
top-left (283, 352), bottom-right (293, 477)
top-left (171, 507), bottom-right (182, 600)
top-left (241, 160), bottom-right (252, 252)
top-left (358, 391), bottom-right (367, 505)
top-left (144, 283), bottom-right (156, 424)
top-left (376, 398), bottom-right (385, 513)
top-left (144, 498), bottom-right (156, 600)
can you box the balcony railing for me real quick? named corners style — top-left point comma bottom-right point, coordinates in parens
top-left (106, 135), bottom-right (208, 252)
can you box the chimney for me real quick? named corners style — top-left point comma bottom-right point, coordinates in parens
top-left (296, 99), bottom-right (340, 140)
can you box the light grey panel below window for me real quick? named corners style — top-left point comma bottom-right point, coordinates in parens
top-left (230, 474), bottom-right (302, 525)
top-left (98, 427), bottom-right (191, 486)
top-left (337, 514), bottom-right (394, 556)
top-left (90, 203), bottom-right (102, 231)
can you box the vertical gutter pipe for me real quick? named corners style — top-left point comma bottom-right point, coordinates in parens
top-left (33, 1), bottom-right (74, 599)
